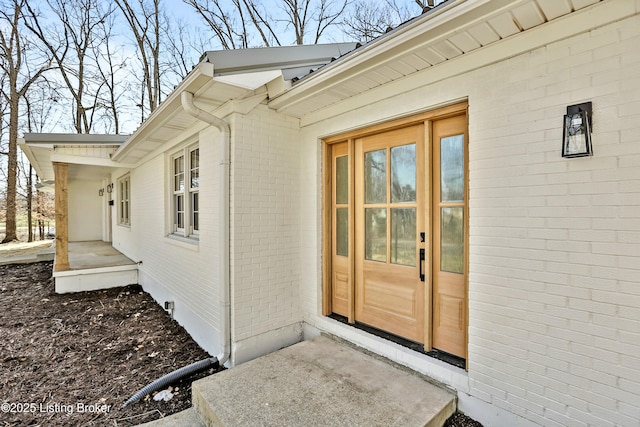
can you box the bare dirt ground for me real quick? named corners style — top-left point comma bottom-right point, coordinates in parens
top-left (0, 261), bottom-right (219, 426)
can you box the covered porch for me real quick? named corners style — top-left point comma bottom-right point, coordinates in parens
top-left (53, 241), bottom-right (138, 293)
top-left (19, 134), bottom-right (137, 294)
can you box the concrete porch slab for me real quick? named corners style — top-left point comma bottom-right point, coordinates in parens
top-left (192, 335), bottom-right (456, 426)
top-left (66, 241), bottom-right (136, 270)
top-left (53, 241), bottom-right (138, 293)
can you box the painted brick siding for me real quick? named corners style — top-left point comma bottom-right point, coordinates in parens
top-left (111, 126), bottom-right (224, 354)
top-left (299, 11), bottom-right (640, 427)
top-left (230, 105), bottom-right (302, 343)
top-left (467, 15), bottom-right (640, 427)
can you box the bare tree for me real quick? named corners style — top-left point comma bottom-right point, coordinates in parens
top-left (282, 0), bottom-right (348, 44)
top-left (21, 80), bottom-right (57, 240)
top-left (0, 0), bottom-right (51, 243)
top-left (114, 0), bottom-right (163, 115)
top-left (165, 17), bottom-right (206, 81)
top-left (184, 0), bottom-right (249, 49)
top-left (24, 0), bottom-right (115, 134)
top-left (185, 0), bottom-right (348, 48)
top-left (92, 12), bottom-right (129, 133)
top-left (341, 0), bottom-right (439, 43)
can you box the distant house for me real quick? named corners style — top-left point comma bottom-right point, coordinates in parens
top-left (21, 0), bottom-right (640, 425)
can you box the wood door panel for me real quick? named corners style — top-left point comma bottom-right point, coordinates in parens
top-left (331, 267), bottom-right (349, 316)
top-left (433, 294), bottom-right (465, 356)
top-left (432, 114), bottom-right (468, 359)
top-left (355, 125), bottom-right (425, 344)
top-left (330, 142), bottom-right (352, 319)
top-left (361, 271), bottom-right (418, 318)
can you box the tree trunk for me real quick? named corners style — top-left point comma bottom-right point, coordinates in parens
top-left (27, 165), bottom-right (33, 242)
top-left (2, 88), bottom-right (19, 243)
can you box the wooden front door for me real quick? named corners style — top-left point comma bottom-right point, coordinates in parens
top-left (355, 125), bottom-right (425, 343)
top-left (326, 104), bottom-right (468, 360)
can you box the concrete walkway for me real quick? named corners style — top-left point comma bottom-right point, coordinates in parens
top-left (140, 335), bottom-right (456, 427)
top-left (0, 240), bottom-right (55, 266)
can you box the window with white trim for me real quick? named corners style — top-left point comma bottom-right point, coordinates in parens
top-left (171, 144), bottom-right (199, 239)
top-left (118, 174), bottom-right (131, 226)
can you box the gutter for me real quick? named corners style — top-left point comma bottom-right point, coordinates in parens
top-left (181, 91), bottom-right (231, 367)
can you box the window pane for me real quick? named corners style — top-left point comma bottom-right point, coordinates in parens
top-left (191, 148), bottom-right (199, 188)
top-left (441, 207), bottom-right (464, 274)
top-left (174, 156), bottom-right (184, 192)
top-left (336, 208), bottom-right (348, 257)
top-left (175, 194), bottom-right (184, 229)
top-left (365, 149), bottom-right (386, 204)
top-left (365, 208), bottom-right (387, 262)
top-left (440, 135), bottom-right (464, 202)
top-left (336, 155), bottom-right (348, 205)
top-left (192, 192), bottom-right (199, 231)
top-left (391, 208), bottom-right (416, 266)
top-left (391, 144), bottom-right (416, 203)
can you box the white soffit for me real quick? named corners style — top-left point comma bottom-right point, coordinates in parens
top-left (20, 134), bottom-right (128, 182)
top-left (269, 0), bottom-right (611, 119)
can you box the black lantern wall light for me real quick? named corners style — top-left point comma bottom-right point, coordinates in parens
top-left (562, 102), bottom-right (593, 158)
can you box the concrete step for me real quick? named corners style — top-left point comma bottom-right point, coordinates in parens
top-left (192, 335), bottom-right (456, 426)
top-left (136, 407), bottom-right (205, 427)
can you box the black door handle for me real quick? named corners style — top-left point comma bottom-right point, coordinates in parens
top-left (419, 248), bottom-right (425, 282)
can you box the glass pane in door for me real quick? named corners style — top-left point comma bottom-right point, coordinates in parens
top-left (391, 208), bottom-right (416, 266)
top-left (336, 208), bottom-right (348, 257)
top-left (391, 144), bottom-right (416, 203)
top-left (440, 135), bottom-right (464, 202)
top-left (365, 208), bottom-right (387, 262)
top-left (441, 207), bottom-right (464, 273)
top-left (336, 155), bottom-right (348, 204)
top-left (365, 149), bottom-right (387, 204)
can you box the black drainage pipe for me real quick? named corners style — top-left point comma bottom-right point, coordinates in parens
top-left (122, 357), bottom-right (219, 407)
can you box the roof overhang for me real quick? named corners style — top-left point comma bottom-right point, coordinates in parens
top-left (20, 134), bottom-right (129, 187)
top-left (111, 62), bottom-right (262, 164)
top-left (269, 0), bottom-right (620, 124)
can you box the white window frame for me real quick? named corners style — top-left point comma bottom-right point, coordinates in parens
top-left (170, 143), bottom-right (199, 240)
top-left (117, 174), bottom-right (131, 227)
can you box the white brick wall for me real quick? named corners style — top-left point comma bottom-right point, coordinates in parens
top-left (111, 103), bottom-right (304, 364)
top-left (229, 105), bottom-right (303, 363)
top-left (298, 10), bottom-right (640, 427)
top-left (111, 126), bottom-right (224, 355)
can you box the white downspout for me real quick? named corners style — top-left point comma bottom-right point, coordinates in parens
top-left (181, 91), bottom-right (231, 366)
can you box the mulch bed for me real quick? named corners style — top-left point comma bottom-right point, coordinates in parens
top-left (444, 412), bottom-right (484, 427)
top-left (0, 261), bottom-right (219, 426)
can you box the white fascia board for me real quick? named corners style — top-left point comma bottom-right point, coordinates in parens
top-left (18, 139), bottom-right (50, 181)
top-left (22, 133), bottom-right (128, 145)
top-left (111, 62), bottom-right (217, 162)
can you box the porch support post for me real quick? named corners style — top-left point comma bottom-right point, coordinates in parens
top-left (53, 162), bottom-right (70, 271)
